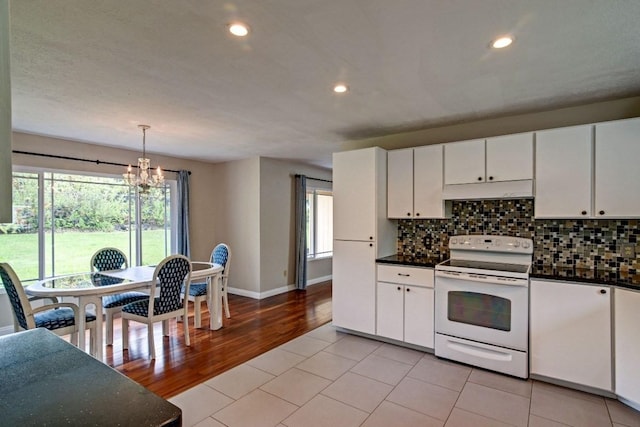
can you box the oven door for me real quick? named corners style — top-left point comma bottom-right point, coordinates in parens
top-left (435, 270), bottom-right (528, 351)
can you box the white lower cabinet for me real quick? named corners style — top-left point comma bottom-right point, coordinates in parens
top-left (530, 279), bottom-right (612, 391)
top-left (376, 265), bottom-right (434, 349)
top-left (615, 288), bottom-right (640, 408)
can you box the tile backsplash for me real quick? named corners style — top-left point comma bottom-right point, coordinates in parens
top-left (398, 199), bottom-right (640, 272)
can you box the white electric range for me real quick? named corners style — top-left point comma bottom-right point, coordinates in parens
top-left (434, 235), bottom-right (533, 378)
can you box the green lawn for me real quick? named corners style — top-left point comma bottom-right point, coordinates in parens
top-left (0, 230), bottom-right (167, 282)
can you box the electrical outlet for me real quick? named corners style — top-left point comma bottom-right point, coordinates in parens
top-left (621, 243), bottom-right (636, 258)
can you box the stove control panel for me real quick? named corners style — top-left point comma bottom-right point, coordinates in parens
top-left (449, 235), bottom-right (533, 254)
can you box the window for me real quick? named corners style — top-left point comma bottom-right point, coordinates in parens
top-left (306, 187), bottom-right (333, 259)
top-left (0, 170), bottom-right (175, 284)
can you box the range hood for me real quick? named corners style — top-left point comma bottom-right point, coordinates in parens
top-left (442, 179), bottom-right (534, 200)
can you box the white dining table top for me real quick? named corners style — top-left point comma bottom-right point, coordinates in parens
top-left (26, 263), bottom-right (222, 297)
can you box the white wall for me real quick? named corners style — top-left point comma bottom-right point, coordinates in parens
top-left (259, 157), bottom-right (332, 294)
top-left (343, 96), bottom-right (640, 152)
top-left (210, 157), bottom-right (261, 295)
top-left (0, 0), bottom-right (11, 223)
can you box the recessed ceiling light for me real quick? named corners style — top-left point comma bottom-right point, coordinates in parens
top-left (491, 36), bottom-right (513, 49)
top-left (333, 84), bottom-right (349, 93)
top-left (229, 23), bottom-right (249, 37)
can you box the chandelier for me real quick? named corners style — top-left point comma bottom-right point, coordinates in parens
top-left (123, 124), bottom-right (164, 192)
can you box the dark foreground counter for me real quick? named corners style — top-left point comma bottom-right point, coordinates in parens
top-left (0, 328), bottom-right (181, 426)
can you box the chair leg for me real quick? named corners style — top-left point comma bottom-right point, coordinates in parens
top-left (162, 319), bottom-right (169, 336)
top-left (148, 323), bottom-right (155, 359)
top-left (223, 290), bottom-right (231, 318)
top-left (122, 318), bottom-right (129, 350)
top-left (70, 331), bottom-right (79, 346)
top-left (106, 309), bottom-right (115, 345)
top-left (184, 308), bottom-right (190, 347)
top-left (89, 326), bottom-right (96, 357)
top-left (194, 298), bottom-right (202, 328)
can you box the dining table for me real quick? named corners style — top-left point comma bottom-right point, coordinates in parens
top-left (25, 262), bottom-right (223, 361)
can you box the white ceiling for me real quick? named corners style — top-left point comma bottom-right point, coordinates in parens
top-left (9, 0), bottom-right (640, 168)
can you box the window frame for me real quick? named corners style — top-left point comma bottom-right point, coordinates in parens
top-left (4, 165), bottom-right (177, 284)
top-left (306, 185), bottom-right (333, 260)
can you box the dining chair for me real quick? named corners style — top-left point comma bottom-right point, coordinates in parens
top-left (90, 247), bottom-right (148, 345)
top-left (121, 255), bottom-right (192, 359)
top-left (0, 262), bottom-right (97, 353)
top-left (183, 243), bottom-right (231, 328)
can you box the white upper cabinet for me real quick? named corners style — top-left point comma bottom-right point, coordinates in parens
top-left (414, 145), bottom-right (444, 218)
top-left (387, 148), bottom-right (414, 218)
top-left (333, 147), bottom-right (379, 241)
top-left (595, 117), bottom-right (640, 217)
top-left (444, 139), bottom-right (485, 184)
top-left (387, 145), bottom-right (444, 219)
top-left (444, 133), bottom-right (533, 185)
top-left (535, 125), bottom-right (592, 218)
top-left (486, 133), bottom-right (533, 182)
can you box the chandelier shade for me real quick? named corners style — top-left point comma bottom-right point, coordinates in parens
top-left (123, 125), bottom-right (164, 192)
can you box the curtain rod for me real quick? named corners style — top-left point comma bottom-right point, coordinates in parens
top-left (12, 150), bottom-right (191, 175)
top-left (294, 173), bottom-right (332, 183)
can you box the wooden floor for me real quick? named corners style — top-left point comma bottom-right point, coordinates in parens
top-left (102, 281), bottom-right (332, 398)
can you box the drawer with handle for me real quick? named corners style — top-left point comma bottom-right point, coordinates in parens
top-left (377, 264), bottom-right (434, 288)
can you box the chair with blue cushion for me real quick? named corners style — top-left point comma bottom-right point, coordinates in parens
top-left (183, 243), bottom-right (231, 328)
top-left (121, 255), bottom-right (192, 359)
top-left (0, 262), bottom-right (97, 353)
top-left (90, 247), bottom-right (148, 345)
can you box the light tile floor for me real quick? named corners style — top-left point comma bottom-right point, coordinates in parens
top-left (170, 323), bottom-right (640, 427)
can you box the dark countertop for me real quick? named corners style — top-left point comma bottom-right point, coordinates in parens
top-left (377, 254), bottom-right (640, 291)
top-left (376, 254), bottom-right (445, 268)
top-left (0, 328), bottom-right (181, 426)
top-left (530, 264), bottom-right (640, 291)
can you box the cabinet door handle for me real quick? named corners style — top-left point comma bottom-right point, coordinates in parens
top-left (369, 236), bottom-right (373, 240)
top-left (477, 177), bottom-right (482, 181)
top-left (397, 286), bottom-right (401, 291)
top-left (581, 210), bottom-right (587, 215)
top-left (599, 210), bottom-right (605, 215)
top-left (407, 212), bottom-right (411, 216)
top-left (369, 243), bottom-right (373, 247)
top-left (406, 288), bottom-right (411, 292)
top-left (415, 212), bottom-right (420, 217)
top-left (600, 289), bottom-right (607, 294)
top-left (488, 176), bottom-right (494, 181)
top-left (397, 273), bottom-right (410, 277)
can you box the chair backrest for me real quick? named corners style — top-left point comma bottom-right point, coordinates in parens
top-left (149, 255), bottom-right (192, 316)
top-left (0, 263), bottom-right (35, 330)
top-left (211, 243), bottom-right (231, 277)
top-left (91, 247), bottom-right (128, 272)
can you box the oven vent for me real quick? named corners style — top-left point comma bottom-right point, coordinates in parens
top-left (442, 179), bottom-right (533, 200)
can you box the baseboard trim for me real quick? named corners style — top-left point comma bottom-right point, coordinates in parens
top-left (307, 275), bottom-right (332, 286)
top-left (227, 276), bottom-right (331, 300)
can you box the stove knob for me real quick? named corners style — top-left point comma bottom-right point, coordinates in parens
top-left (523, 241), bottom-right (531, 249)
top-left (513, 240), bottom-right (520, 248)
top-left (451, 237), bottom-right (457, 245)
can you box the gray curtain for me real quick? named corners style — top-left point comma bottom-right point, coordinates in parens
top-left (294, 174), bottom-right (307, 290)
top-left (177, 170), bottom-right (190, 257)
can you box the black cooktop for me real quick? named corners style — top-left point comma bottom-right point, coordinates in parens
top-left (438, 259), bottom-right (531, 274)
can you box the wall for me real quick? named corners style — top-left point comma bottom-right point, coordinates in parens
top-left (210, 157), bottom-right (262, 295)
top-left (0, 0), bottom-right (11, 223)
top-left (342, 96), bottom-right (640, 152)
top-left (210, 157), bottom-right (331, 298)
top-left (259, 157), bottom-right (332, 295)
top-left (398, 199), bottom-right (640, 274)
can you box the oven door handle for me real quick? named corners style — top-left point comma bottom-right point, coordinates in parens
top-left (435, 270), bottom-right (528, 287)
